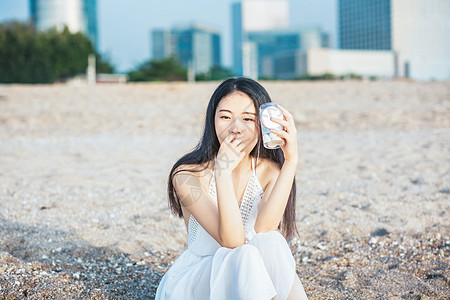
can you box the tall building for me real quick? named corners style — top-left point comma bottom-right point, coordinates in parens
top-left (248, 27), bottom-right (329, 78)
top-left (151, 23), bottom-right (221, 75)
top-left (152, 29), bottom-right (175, 60)
top-left (30, 0), bottom-right (98, 48)
top-left (339, 0), bottom-right (391, 50)
top-left (232, 0), bottom-right (289, 77)
top-left (339, 0), bottom-right (450, 80)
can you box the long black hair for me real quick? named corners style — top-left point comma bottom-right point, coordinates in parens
top-left (167, 77), bottom-right (298, 239)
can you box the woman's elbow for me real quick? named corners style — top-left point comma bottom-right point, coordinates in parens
top-left (254, 223), bottom-right (278, 234)
top-left (219, 234), bottom-right (245, 248)
top-left (221, 240), bottom-right (245, 248)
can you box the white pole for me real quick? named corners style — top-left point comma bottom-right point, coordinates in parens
top-left (87, 54), bottom-right (96, 86)
top-left (188, 59), bottom-right (195, 82)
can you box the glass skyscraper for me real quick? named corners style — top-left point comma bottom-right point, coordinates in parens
top-left (248, 28), bottom-right (328, 78)
top-left (339, 0), bottom-right (391, 50)
top-left (152, 30), bottom-right (174, 61)
top-left (338, 0), bottom-right (450, 80)
top-left (152, 23), bottom-right (221, 75)
top-left (232, 0), bottom-right (289, 77)
top-left (30, 0), bottom-right (98, 48)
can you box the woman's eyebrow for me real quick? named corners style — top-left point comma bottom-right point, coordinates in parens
top-left (218, 109), bottom-right (256, 115)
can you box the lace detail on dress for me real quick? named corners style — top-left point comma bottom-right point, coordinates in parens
top-left (239, 176), bottom-right (257, 227)
top-left (187, 158), bottom-right (263, 248)
top-left (187, 215), bottom-right (200, 247)
top-left (240, 157), bottom-right (264, 229)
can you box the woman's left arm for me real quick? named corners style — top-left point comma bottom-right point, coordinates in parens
top-left (254, 104), bottom-right (298, 233)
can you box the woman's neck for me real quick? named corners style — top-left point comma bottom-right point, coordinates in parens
top-left (232, 155), bottom-right (252, 176)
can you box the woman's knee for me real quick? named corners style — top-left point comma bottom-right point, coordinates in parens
top-left (249, 230), bottom-right (294, 264)
top-left (255, 230), bottom-right (285, 239)
top-left (251, 230), bottom-right (288, 248)
top-left (234, 243), bottom-right (261, 257)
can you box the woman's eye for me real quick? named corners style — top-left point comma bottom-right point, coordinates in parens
top-left (220, 116), bottom-right (230, 119)
top-left (244, 118), bottom-right (255, 122)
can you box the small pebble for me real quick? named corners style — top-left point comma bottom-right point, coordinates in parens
top-left (369, 237), bottom-right (378, 244)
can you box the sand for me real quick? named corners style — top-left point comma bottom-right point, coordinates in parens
top-left (0, 80), bottom-right (449, 299)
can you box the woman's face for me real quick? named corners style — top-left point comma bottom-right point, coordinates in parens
top-left (214, 91), bottom-right (259, 155)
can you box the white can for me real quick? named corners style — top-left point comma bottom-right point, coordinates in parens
top-left (260, 103), bottom-right (285, 149)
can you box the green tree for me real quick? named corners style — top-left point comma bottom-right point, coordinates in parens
top-left (96, 53), bottom-right (114, 74)
top-left (128, 56), bottom-right (187, 82)
top-left (297, 72), bottom-right (336, 81)
top-left (0, 21), bottom-right (42, 83)
top-left (0, 21), bottom-right (114, 83)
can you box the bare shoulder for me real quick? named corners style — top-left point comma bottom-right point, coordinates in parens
top-left (255, 158), bottom-right (281, 189)
top-left (256, 157), bottom-right (281, 174)
top-left (172, 162), bottom-right (213, 190)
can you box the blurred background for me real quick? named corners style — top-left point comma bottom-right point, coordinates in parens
top-left (0, 1), bottom-right (449, 298)
top-left (0, 0), bottom-right (449, 83)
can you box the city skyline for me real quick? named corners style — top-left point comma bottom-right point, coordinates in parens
top-left (0, 0), bottom-right (337, 72)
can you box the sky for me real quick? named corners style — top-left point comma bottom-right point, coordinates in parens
top-left (0, 0), bottom-right (337, 73)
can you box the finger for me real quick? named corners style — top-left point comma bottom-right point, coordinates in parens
top-left (270, 117), bottom-right (289, 129)
top-left (270, 128), bottom-right (289, 140)
top-left (235, 135), bottom-right (249, 145)
top-left (272, 117), bottom-right (296, 134)
top-left (277, 104), bottom-right (294, 121)
top-left (235, 140), bottom-right (246, 152)
top-left (277, 105), bottom-right (297, 132)
top-left (230, 135), bottom-right (245, 144)
top-left (229, 135), bottom-right (245, 147)
top-left (229, 140), bottom-right (245, 155)
top-left (225, 134), bottom-right (238, 145)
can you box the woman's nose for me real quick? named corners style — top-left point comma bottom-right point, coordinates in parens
top-left (229, 119), bottom-right (245, 134)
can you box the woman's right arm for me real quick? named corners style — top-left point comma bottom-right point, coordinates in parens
top-left (173, 135), bottom-right (248, 248)
top-left (173, 168), bottom-right (245, 248)
top-left (214, 170), bottom-right (245, 247)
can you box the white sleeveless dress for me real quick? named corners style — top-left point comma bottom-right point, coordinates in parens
top-left (155, 158), bottom-right (299, 300)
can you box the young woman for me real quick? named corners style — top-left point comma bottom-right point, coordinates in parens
top-left (155, 77), bottom-right (308, 300)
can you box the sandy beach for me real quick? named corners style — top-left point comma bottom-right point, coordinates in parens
top-left (0, 80), bottom-right (449, 299)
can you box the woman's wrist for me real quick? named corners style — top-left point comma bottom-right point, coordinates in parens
top-left (214, 166), bottom-right (233, 177)
top-left (283, 156), bottom-right (298, 167)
